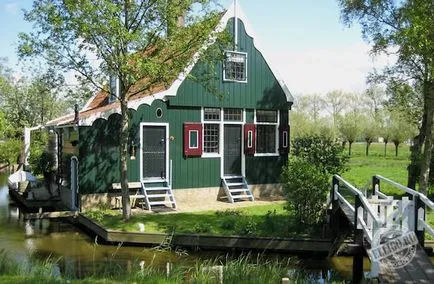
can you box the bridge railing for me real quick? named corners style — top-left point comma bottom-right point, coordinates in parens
top-left (374, 175), bottom-right (434, 246)
top-left (331, 175), bottom-right (383, 244)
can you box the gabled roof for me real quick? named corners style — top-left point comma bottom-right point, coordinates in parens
top-left (46, 1), bottom-right (293, 127)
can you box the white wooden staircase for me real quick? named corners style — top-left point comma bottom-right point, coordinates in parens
top-left (140, 180), bottom-right (177, 210)
top-left (222, 176), bottom-right (254, 203)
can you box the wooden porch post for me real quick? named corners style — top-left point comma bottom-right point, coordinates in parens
top-left (353, 194), bottom-right (364, 283)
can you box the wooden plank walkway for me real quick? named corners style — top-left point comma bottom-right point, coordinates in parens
top-left (23, 211), bottom-right (78, 220)
top-left (338, 200), bottom-right (434, 283)
top-left (378, 245), bottom-right (434, 283)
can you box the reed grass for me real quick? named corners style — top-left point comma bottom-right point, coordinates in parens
top-left (0, 249), bottom-right (349, 283)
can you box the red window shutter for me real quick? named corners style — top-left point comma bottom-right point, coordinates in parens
top-left (183, 123), bottom-right (202, 157)
top-left (244, 124), bottom-right (256, 155)
top-left (279, 125), bottom-right (290, 154)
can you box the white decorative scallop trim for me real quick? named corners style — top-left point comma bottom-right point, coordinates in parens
top-left (79, 0), bottom-right (293, 126)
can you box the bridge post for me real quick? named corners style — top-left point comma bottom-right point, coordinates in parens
top-left (372, 176), bottom-right (380, 196)
top-left (353, 194), bottom-right (364, 283)
top-left (331, 176), bottom-right (339, 238)
top-left (414, 194), bottom-right (425, 247)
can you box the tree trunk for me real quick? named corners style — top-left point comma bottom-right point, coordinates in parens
top-left (384, 141), bottom-right (388, 156)
top-left (365, 141), bottom-right (370, 156)
top-left (120, 98), bottom-right (131, 221)
top-left (394, 142), bottom-right (399, 157)
top-left (349, 141), bottom-right (353, 156)
top-left (407, 110), bottom-right (427, 189)
top-left (418, 83), bottom-right (434, 195)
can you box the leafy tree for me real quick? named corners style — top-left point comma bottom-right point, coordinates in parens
top-left (389, 111), bottom-right (414, 156)
top-left (337, 112), bottom-right (362, 155)
top-left (282, 135), bottom-right (348, 225)
top-left (292, 135), bottom-right (348, 175)
top-left (337, 0), bottom-right (434, 194)
top-left (19, 0), bottom-right (226, 220)
top-left (325, 90), bottom-right (349, 126)
top-left (281, 157), bottom-right (329, 226)
top-left (364, 84), bottom-right (386, 118)
top-left (361, 115), bottom-right (378, 156)
top-left (386, 81), bottom-right (424, 188)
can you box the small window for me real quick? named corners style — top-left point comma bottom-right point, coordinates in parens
top-left (204, 124), bottom-right (219, 153)
top-left (256, 110), bottom-right (277, 123)
top-left (223, 51), bottom-right (247, 82)
top-left (283, 131), bottom-right (288, 148)
top-left (156, 108), bottom-right (163, 118)
top-left (189, 130), bottom-right (199, 149)
top-left (247, 130), bottom-right (253, 148)
top-left (224, 108), bottom-right (243, 121)
top-left (256, 125), bottom-right (276, 153)
top-left (204, 108), bottom-right (220, 121)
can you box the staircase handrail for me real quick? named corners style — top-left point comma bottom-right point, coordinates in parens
top-left (375, 175), bottom-right (434, 210)
top-left (334, 175), bottom-right (383, 226)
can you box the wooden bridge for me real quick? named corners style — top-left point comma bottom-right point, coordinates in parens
top-left (329, 175), bottom-right (434, 283)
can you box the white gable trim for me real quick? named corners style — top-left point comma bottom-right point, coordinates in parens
top-left (79, 0), bottom-right (293, 126)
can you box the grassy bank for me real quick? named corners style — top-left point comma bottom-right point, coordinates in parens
top-left (86, 203), bottom-right (323, 238)
top-left (0, 249), bottom-right (345, 283)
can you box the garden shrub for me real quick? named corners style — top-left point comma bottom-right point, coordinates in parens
top-left (292, 135), bottom-right (348, 175)
top-left (281, 135), bottom-right (348, 226)
top-left (235, 217), bottom-right (258, 235)
top-left (281, 157), bottom-right (329, 225)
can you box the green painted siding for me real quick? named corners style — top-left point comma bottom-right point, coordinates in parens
top-left (246, 156), bottom-right (286, 184)
top-left (170, 19), bottom-right (288, 110)
top-left (79, 101), bottom-right (221, 193)
top-left (77, 17), bottom-right (290, 194)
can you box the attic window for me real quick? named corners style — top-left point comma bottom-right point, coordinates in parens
top-left (223, 51), bottom-right (247, 82)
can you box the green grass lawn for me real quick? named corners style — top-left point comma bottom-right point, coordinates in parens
top-left (341, 142), bottom-right (410, 196)
top-left (86, 203), bottom-right (323, 238)
top-left (87, 141), bottom-right (434, 239)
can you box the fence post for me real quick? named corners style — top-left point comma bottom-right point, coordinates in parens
top-left (372, 176), bottom-right (380, 196)
top-left (414, 194), bottom-right (425, 247)
top-left (353, 194), bottom-right (364, 283)
top-left (331, 176), bottom-right (339, 238)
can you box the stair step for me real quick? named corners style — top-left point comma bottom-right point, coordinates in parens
top-left (232, 194), bottom-right (252, 199)
top-left (148, 201), bottom-right (176, 206)
top-left (144, 187), bottom-right (171, 191)
top-left (147, 194), bottom-right (170, 198)
top-left (224, 175), bottom-right (243, 179)
top-left (227, 182), bottom-right (245, 187)
top-left (229, 189), bottom-right (248, 193)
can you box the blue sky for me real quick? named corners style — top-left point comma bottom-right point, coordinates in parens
top-left (0, 0), bottom-right (388, 95)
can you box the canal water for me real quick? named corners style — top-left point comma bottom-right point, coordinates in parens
top-left (0, 173), bottom-right (354, 281)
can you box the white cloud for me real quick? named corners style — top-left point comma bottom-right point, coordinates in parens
top-left (265, 42), bottom-right (395, 96)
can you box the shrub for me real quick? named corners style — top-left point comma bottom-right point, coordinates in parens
top-left (215, 209), bottom-right (242, 217)
top-left (281, 157), bottom-right (329, 225)
top-left (192, 223), bottom-right (212, 233)
top-left (292, 135), bottom-right (348, 175)
top-left (235, 217), bottom-right (258, 235)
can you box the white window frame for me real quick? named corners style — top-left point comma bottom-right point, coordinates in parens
top-left (254, 109), bottom-right (280, 157)
top-left (201, 107), bottom-right (222, 158)
top-left (189, 130), bottom-right (199, 149)
top-left (223, 51), bottom-right (248, 83)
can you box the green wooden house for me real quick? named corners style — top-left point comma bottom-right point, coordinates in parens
top-left (44, 1), bottom-right (293, 211)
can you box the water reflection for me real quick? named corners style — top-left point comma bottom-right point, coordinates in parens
top-left (0, 173), bottom-right (351, 281)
